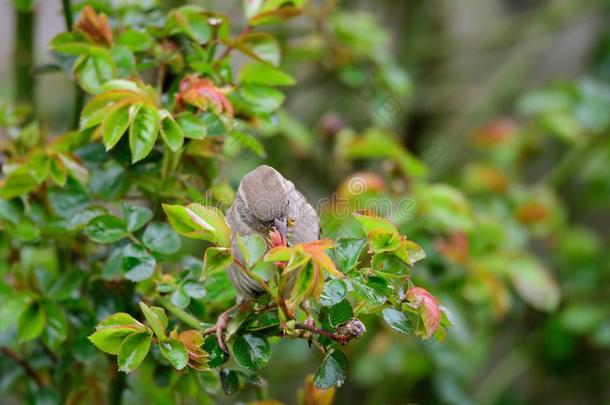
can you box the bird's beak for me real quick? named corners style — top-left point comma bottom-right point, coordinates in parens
top-left (273, 216), bottom-right (288, 245)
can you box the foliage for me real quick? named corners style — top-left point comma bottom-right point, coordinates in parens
top-left (1, 0), bottom-right (609, 404)
top-left (0, 1), bottom-right (442, 403)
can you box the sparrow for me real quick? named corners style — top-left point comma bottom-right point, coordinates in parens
top-left (226, 165), bottom-right (320, 300)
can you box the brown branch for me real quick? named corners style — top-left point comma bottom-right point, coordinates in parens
top-left (40, 342), bottom-right (59, 364)
top-left (294, 323), bottom-right (350, 345)
top-left (0, 347), bottom-right (45, 387)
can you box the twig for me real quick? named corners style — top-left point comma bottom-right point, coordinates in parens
top-left (40, 341), bottom-right (59, 364)
top-left (218, 27), bottom-right (252, 60)
top-left (0, 347), bottom-right (45, 387)
top-left (156, 297), bottom-right (202, 330)
top-left (295, 323), bottom-right (350, 345)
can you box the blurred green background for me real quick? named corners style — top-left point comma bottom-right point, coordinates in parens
top-left (2, 0), bottom-right (610, 404)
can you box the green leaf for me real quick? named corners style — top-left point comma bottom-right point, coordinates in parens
top-left (49, 157), bottom-right (68, 186)
top-left (352, 276), bottom-right (388, 305)
top-left (313, 350), bottom-right (348, 389)
top-left (18, 301), bottom-right (46, 342)
top-left (231, 84), bottom-right (285, 114)
top-left (220, 369), bottom-right (239, 395)
top-left (13, 0), bottom-right (36, 12)
top-left (111, 46), bottom-right (136, 78)
top-left (160, 115), bottom-right (185, 152)
top-left (118, 331), bottom-right (152, 373)
top-left (342, 128), bottom-right (427, 179)
top-left (89, 313), bottom-right (146, 355)
top-left (41, 300), bottom-right (68, 350)
top-left (0, 294), bottom-right (32, 333)
top-left (332, 238), bottom-right (367, 273)
top-left (159, 339), bottom-right (188, 370)
top-left (50, 32), bottom-right (90, 55)
top-left (320, 279), bottom-right (347, 307)
top-left (102, 103), bottom-right (133, 150)
top-left (170, 287), bottom-right (191, 309)
top-left (232, 333), bottom-right (271, 371)
top-left (162, 203), bottom-right (231, 247)
top-left (201, 247), bottom-right (232, 280)
top-left (201, 112), bottom-right (227, 136)
top-left (28, 152), bottom-right (50, 183)
top-left (47, 179), bottom-right (90, 218)
top-left (183, 280), bottom-right (206, 299)
top-left (67, 206), bottom-right (107, 231)
top-left (237, 234), bottom-right (267, 267)
top-left (13, 218), bottom-right (40, 241)
top-left (509, 256), bottom-right (560, 312)
top-left (117, 29), bottom-right (154, 52)
top-left (238, 62), bottom-right (295, 86)
top-left (176, 112), bottom-right (207, 139)
top-left (0, 167), bottom-right (39, 199)
top-left (236, 32), bottom-right (280, 66)
top-left (122, 243), bottom-right (156, 282)
top-left (382, 308), bottom-right (412, 335)
top-left (225, 130), bottom-right (266, 158)
top-left (121, 202), bottom-right (153, 232)
top-left (100, 313), bottom-right (141, 327)
top-left (371, 253), bottom-right (408, 276)
top-left (74, 49), bottom-right (116, 94)
top-left (327, 299), bottom-right (353, 327)
top-left (142, 222), bottom-right (181, 255)
top-left (89, 326), bottom-right (134, 355)
top-left (288, 261), bottom-right (317, 309)
top-left (47, 271), bottom-right (85, 300)
top-left (139, 302), bottom-right (166, 340)
top-left (413, 184), bottom-right (473, 232)
top-left (80, 89), bottom-right (139, 129)
top-left (204, 335), bottom-right (229, 367)
top-left (167, 6), bottom-right (212, 43)
top-left (102, 248), bottom-right (124, 280)
top-left (129, 104), bottom-right (159, 163)
top-left (84, 215), bottom-right (129, 243)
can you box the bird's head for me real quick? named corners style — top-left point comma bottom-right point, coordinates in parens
top-left (237, 165), bottom-right (289, 242)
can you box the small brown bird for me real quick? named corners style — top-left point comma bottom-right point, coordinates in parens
top-left (226, 165), bottom-right (320, 299)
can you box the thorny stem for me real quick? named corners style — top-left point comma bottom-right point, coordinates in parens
top-left (0, 347), bottom-right (45, 387)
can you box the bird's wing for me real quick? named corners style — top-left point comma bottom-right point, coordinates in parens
top-left (225, 197), bottom-right (266, 299)
top-left (283, 179), bottom-right (320, 244)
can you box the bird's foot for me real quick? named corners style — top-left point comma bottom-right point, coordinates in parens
top-left (203, 304), bottom-right (238, 356)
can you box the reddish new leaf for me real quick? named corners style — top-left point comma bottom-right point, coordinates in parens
top-left (406, 287), bottom-right (441, 339)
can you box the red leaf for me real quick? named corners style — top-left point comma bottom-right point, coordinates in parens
top-left (175, 75), bottom-right (233, 116)
top-left (406, 287), bottom-right (441, 339)
top-left (75, 6), bottom-right (113, 46)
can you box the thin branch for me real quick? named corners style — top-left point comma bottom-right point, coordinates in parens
top-left (295, 323), bottom-right (350, 345)
top-left (0, 347), bottom-right (45, 387)
top-left (40, 341), bottom-right (59, 364)
top-left (156, 297), bottom-right (202, 330)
